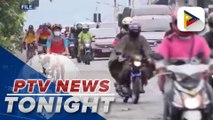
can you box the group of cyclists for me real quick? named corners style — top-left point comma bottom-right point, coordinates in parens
top-left (23, 22), bottom-right (94, 63)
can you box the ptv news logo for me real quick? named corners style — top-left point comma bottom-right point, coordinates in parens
top-left (177, 7), bottom-right (205, 32)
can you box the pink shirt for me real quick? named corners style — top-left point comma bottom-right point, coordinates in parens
top-left (155, 34), bottom-right (210, 61)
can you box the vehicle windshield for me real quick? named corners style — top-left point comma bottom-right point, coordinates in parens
top-left (90, 28), bottom-right (117, 38)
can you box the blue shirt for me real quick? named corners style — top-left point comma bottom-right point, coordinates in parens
top-left (46, 34), bottom-right (69, 47)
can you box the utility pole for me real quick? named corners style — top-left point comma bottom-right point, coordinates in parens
top-left (129, 0), bottom-right (131, 7)
top-left (132, 0), bottom-right (135, 8)
top-left (148, 0), bottom-right (152, 5)
top-left (114, 0), bottom-right (117, 21)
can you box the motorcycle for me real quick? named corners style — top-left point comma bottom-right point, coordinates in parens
top-left (150, 51), bottom-right (213, 120)
top-left (81, 41), bottom-right (92, 65)
top-left (68, 39), bottom-right (76, 59)
top-left (116, 53), bottom-right (146, 104)
top-left (163, 64), bottom-right (212, 120)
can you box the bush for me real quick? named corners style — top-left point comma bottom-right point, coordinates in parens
top-left (0, 0), bottom-right (28, 52)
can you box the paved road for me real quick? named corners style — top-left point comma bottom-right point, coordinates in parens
top-left (75, 59), bottom-right (163, 120)
top-left (16, 51), bottom-right (164, 120)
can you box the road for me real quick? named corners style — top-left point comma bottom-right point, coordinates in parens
top-left (16, 51), bottom-right (164, 120)
top-left (75, 59), bottom-right (163, 120)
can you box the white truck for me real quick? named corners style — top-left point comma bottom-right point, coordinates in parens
top-left (118, 5), bottom-right (172, 51)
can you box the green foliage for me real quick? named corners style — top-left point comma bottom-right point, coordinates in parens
top-left (0, 0), bottom-right (29, 53)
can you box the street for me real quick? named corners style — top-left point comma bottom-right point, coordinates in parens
top-left (16, 51), bottom-right (164, 120)
top-left (75, 59), bottom-right (163, 120)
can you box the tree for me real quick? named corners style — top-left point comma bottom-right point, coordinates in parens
top-left (0, 0), bottom-right (29, 53)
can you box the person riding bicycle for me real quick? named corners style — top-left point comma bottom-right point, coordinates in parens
top-left (37, 23), bottom-right (52, 54)
top-left (23, 25), bottom-right (37, 62)
top-left (43, 24), bottom-right (69, 79)
top-left (77, 24), bottom-right (94, 63)
top-left (46, 24), bottom-right (69, 54)
top-left (36, 25), bottom-right (43, 35)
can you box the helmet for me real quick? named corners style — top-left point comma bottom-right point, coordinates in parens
top-left (28, 25), bottom-right (34, 30)
top-left (42, 23), bottom-right (47, 27)
top-left (70, 26), bottom-right (75, 32)
top-left (82, 24), bottom-right (89, 29)
top-left (122, 17), bottom-right (133, 25)
top-left (76, 23), bottom-right (83, 29)
top-left (208, 12), bottom-right (213, 28)
top-left (39, 25), bottom-right (43, 29)
top-left (42, 23), bottom-right (49, 29)
top-left (52, 24), bottom-right (62, 31)
top-left (65, 26), bottom-right (69, 31)
top-left (47, 23), bottom-right (51, 29)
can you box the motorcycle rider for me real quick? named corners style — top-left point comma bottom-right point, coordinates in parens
top-left (70, 26), bottom-right (76, 39)
top-left (113, 17), bottom-right (133, 46)
top-left (109, 22), bottom-right (153, 94)
top-left (77, 24), bottom-right (94, 63)
top-left (64, 26), bottom-right (70, 38)
top-left (75, 23), bottom-right (83, 61)
top-left (23, 25), bottom-right (37, 62)
top-left (37, 23), bottom-right (52, 54)
top-left (154, 9), bottom-right (213, 119)
top-left (204, 12), bottom-right (213, 58)
top-left (75, 23), bottom-right (83, 38)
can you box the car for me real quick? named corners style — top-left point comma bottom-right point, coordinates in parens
top-left (90, 28), bottom-right (117, 57)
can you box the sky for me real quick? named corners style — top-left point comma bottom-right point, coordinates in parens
top-left (24, 0), bottom-right (149, 29)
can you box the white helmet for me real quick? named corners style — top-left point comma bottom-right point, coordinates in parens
top-left (82, 24), bottom-right (89, 29)
top-left (122, 17), bottom-right (133, 25)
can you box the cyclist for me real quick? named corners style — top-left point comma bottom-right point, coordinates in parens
top-left (23, 25), bottom-right (37, 62)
